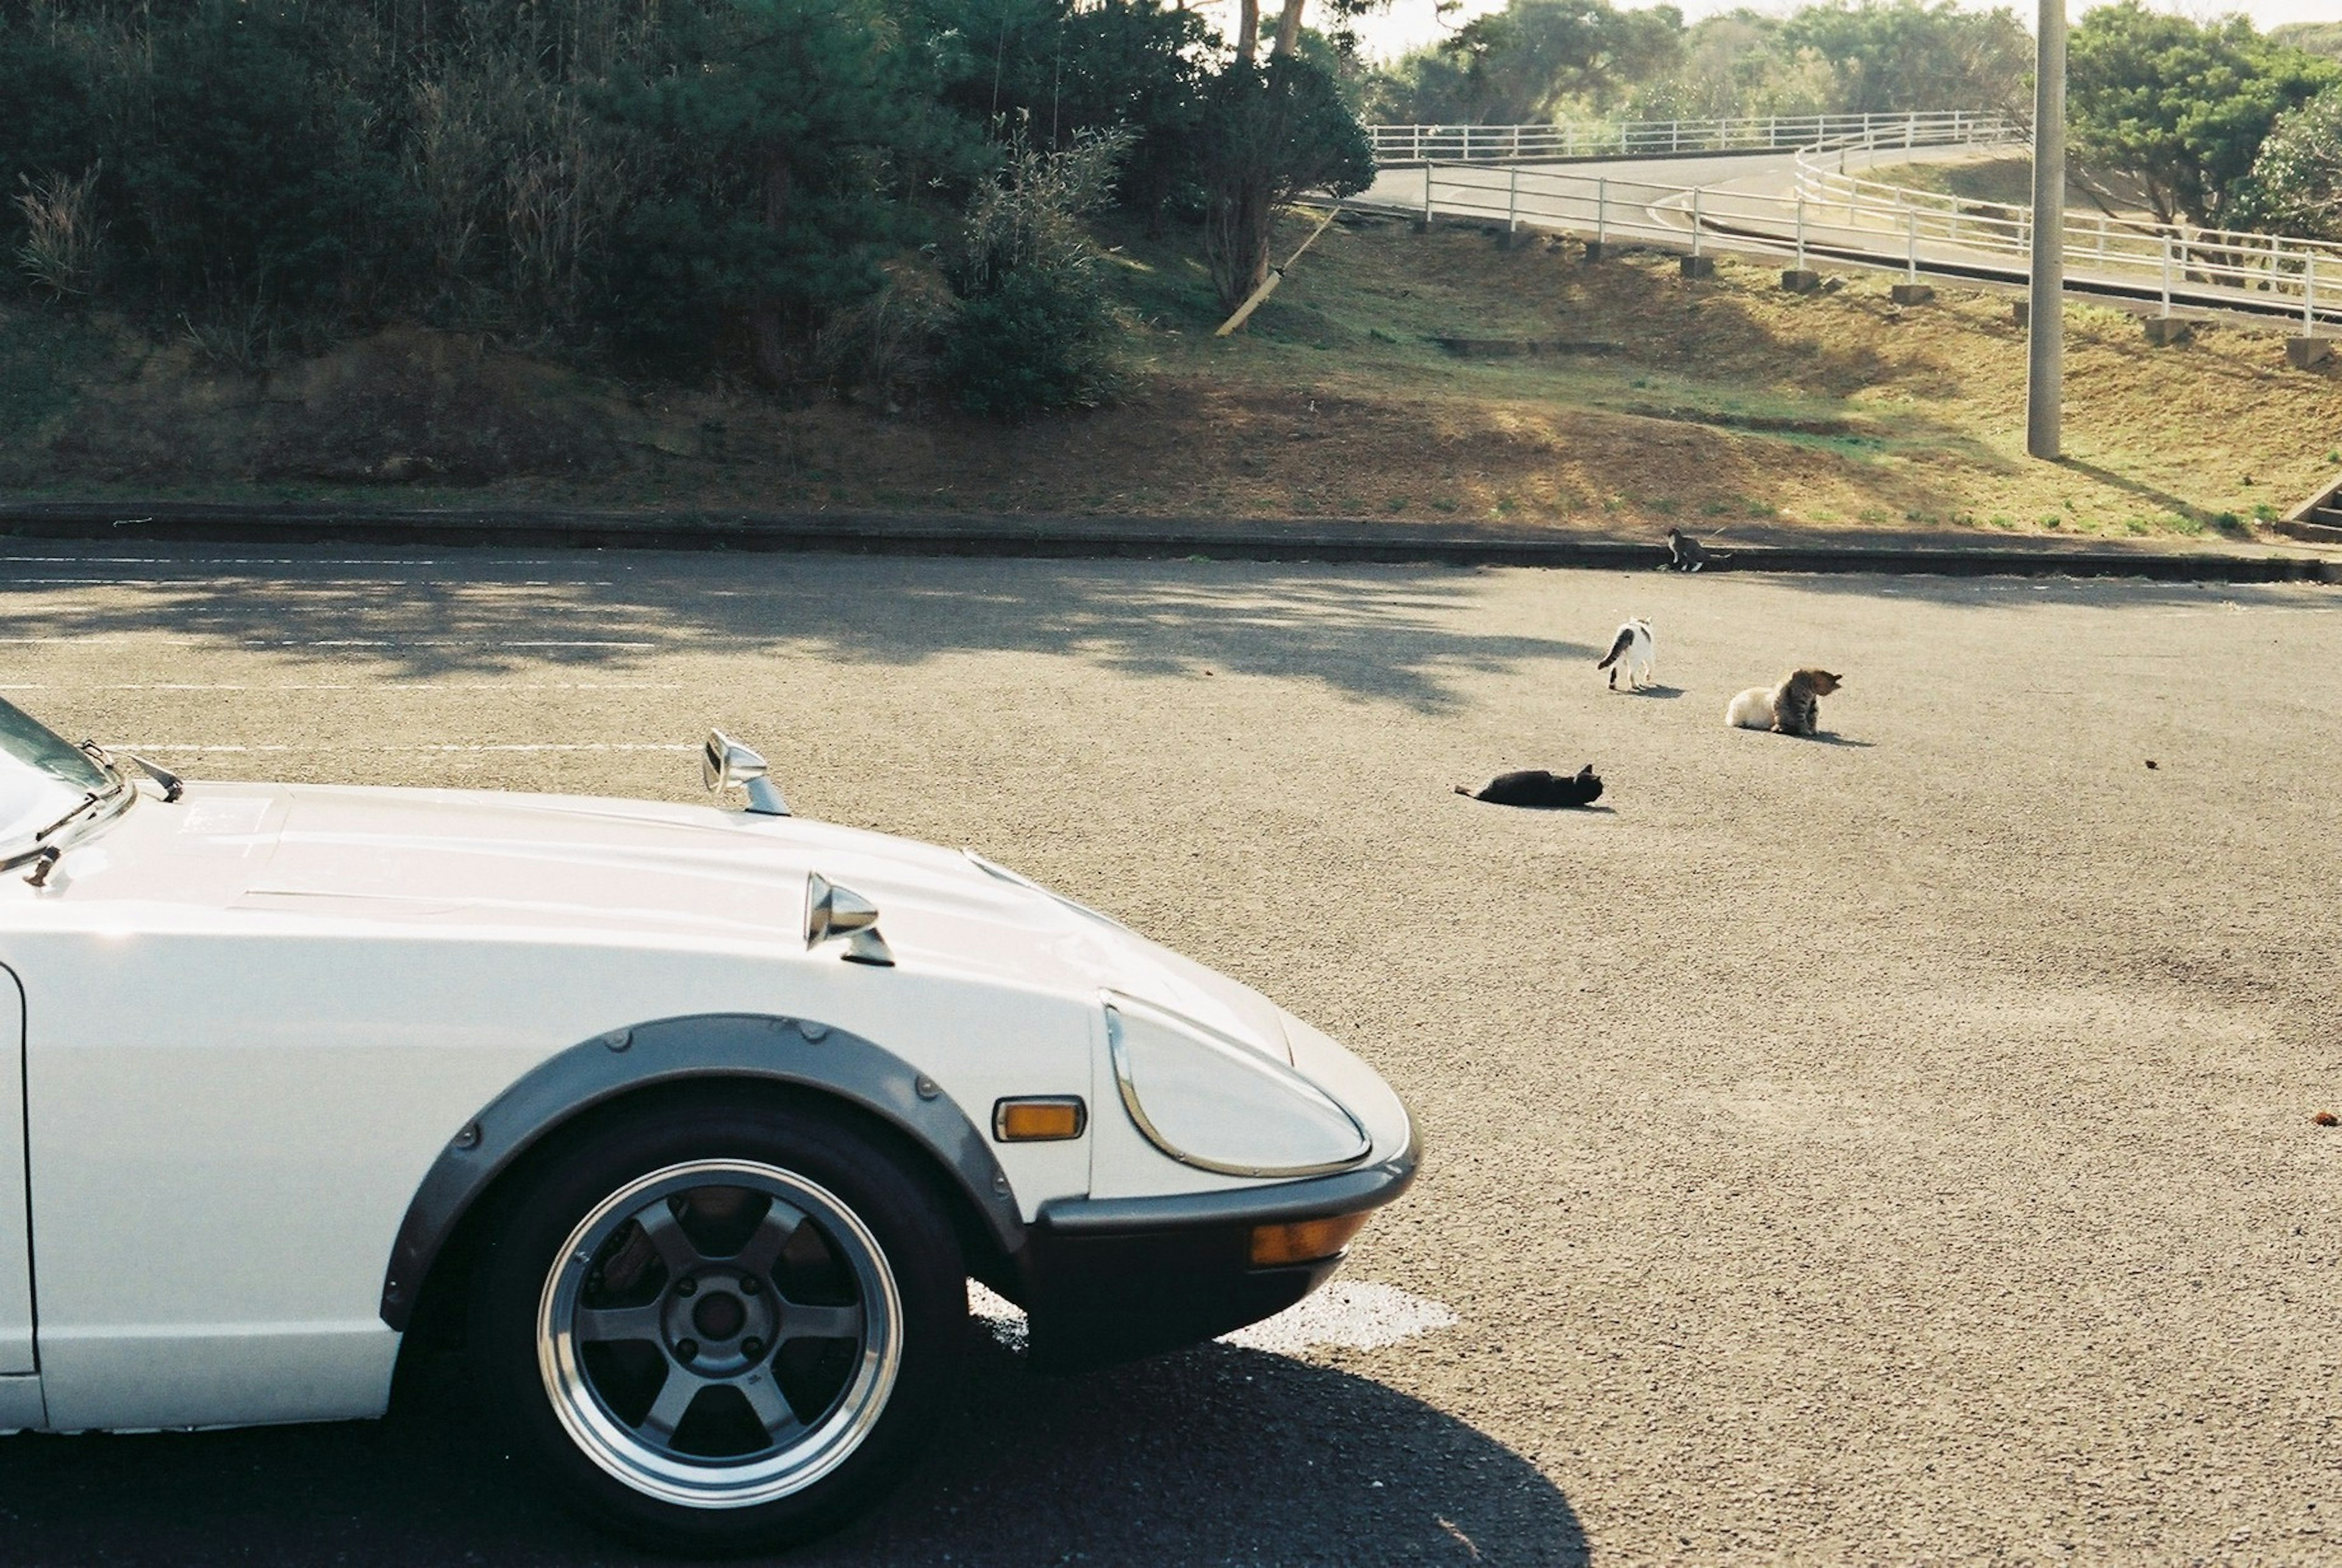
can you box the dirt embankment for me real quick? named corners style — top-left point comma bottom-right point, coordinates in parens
top-left (4, 213), bottom-right (2338, 542)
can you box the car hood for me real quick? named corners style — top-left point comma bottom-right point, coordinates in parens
top-left (80, 782), bottom-right (1297, 1061)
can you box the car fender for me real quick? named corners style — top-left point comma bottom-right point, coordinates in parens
top-left (378, 1012), bottom-right (1026, 1332)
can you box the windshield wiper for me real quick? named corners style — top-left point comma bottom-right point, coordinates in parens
top-left (36, 786), bottom-right (118, 843)
top-left (0, 843), bottom-right (60, 887)
top-left (9, 776), bottom-right (134, 889)
top-left (79, 739), bottom-right (182, 803)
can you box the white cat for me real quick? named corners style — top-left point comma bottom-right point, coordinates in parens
top-left (1726, 668), bottom-right (1842, 735)
top-left (1597, 618), bottom-right (1654, 690)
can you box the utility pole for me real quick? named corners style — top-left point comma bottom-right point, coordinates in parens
top-left (2026, 0), bottom-right (2066, 460)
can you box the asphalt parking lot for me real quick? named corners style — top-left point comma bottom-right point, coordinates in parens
top-left (0, 544), bottom-right (2337, 1566)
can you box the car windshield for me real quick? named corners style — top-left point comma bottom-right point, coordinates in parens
top-left (0, 697), bottom-right (126, 852)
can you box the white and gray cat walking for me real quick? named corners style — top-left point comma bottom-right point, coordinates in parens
top-left (1597, 617), bottom-right (1654, 690)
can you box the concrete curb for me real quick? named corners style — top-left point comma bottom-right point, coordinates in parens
top-left (1, 500), bottom-right (2335, 583)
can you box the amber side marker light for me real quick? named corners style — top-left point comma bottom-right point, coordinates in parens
top-left (992, 1097), bottom-right (1087, 1142)
top-left (1249, 1212), bottom-right (1371, 1267)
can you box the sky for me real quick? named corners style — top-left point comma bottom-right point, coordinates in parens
top-left (1290, 0), bottom-right (2340, 62)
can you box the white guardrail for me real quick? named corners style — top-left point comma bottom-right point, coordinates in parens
top-left (1792, 147), bottom-right (2341, 330)
top-left (1367, 111), bottom-right (2013, 164)
top-left (1367, 117), bottom-right (2339, 331)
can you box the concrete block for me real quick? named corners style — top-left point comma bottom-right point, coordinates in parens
top-left (1497, 228), bottom-right (1536, 251)
top-left (2141, 317), bottom-right (2191, 346)
top-left (1889, 282), bottom-right (1935, 306)
top-left (1680, 254), bottom-right (1715, 279)
top-left (1780, 269), bottom-right (1822, 294)
top-left (2287, 337), bottom-right (2333, 370)
top-left (2011, 301), bottom-right (2029, 328)
top-left (1411, 217), bottom-right (1434, 235)
top-left (1581, 240), bottom-right (1606, 263)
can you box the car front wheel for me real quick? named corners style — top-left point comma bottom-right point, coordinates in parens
top-left (471, 1099), bottom-right (966, 1553)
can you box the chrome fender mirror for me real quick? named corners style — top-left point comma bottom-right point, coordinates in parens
top-left (702, 730), bottom-right (789, 816)
top-left (806, 872), bottom-right (894, 967)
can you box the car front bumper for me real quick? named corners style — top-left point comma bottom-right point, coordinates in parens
top-left (1014, 1115), bottom-right (1420, 1371)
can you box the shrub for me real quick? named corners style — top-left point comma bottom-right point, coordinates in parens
top-left (118, 2), bottom-right (414, 351)
top-left (12, 166), bottom-right (102, 300)
top-left (939, 127), bottom-right (1130, 416)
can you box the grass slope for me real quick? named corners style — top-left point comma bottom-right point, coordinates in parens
top-left (2, 210), bottom-right (2337, 541)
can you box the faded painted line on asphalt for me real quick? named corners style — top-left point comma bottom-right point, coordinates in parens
top-left (968, 1280), bottom-right (1458, 1358)
top-left (2, 577), bottom-right (617, 587)
top-left (0, 556), bottom-right (581, 567)
top-left (0, 682), bottom-right (681, 691)
top-left (0, 637), bottom-right (657, 648)
top-left (124, 743), bottom-right (699, 754)
top-left (1220, 1282), bottom-right (1461, 1355)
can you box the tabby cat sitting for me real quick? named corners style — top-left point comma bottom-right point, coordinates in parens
top-left (1725, 668), bottom-right (1842, 736)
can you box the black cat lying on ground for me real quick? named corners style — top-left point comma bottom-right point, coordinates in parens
top-left (1453, 764), bottom-right (1604, 808)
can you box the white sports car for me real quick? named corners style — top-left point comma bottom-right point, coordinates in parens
top-left (0, 700), bottom-right (1416, 1551)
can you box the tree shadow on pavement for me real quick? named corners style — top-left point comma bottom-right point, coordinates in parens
top-left (0, 553), bottom-right (1592, 713)
top-left (0, 1332), bottom-right (1588, 1568)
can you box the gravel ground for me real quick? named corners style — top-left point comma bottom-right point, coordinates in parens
top-left (0, 545), bottom-right (2337, 1566)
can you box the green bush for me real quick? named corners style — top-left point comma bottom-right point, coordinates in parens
top-left (939, 265), bottom-right (1119, 415)
top-left (120, 3), bottom-right (414, 345)
top-left (939, 129), bottom-right (1128, 417)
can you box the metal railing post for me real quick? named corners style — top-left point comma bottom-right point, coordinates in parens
top-left (1507, 165), bottom-right (1519, 236)
top-left (2308, 249), bottom-right (2319, 331)
top-left (1906, 207), bottom-right (1918, 279)
top-left (1796, 192), bottom-right (1807, 268)
top-left (1691, 188), bottom-right (1702, 257)
top-left (2160, 234), bottom-right (2172, 318)
top-left (1423, 165), bottom-right (1435, 224)
top-left (1595, 178), bottom-right (1607, 249)
top-left (1461, 124), bottom-right (1471, 160)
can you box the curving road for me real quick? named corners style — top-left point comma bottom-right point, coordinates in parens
top-left (1358, 143), bottom-right (2342, 331)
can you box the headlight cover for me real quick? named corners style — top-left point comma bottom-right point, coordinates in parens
top-left (1104, 993), bottom-right (1372, 1179)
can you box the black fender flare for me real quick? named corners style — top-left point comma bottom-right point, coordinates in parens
top-left (378, 1012), bottom-right (1026, 1331)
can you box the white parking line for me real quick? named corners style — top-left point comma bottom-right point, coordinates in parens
top-left (0, 637), bottom-right (656, 648)
top-left (0, 556), bottom-right (573, 567)
top-left (1220, 1282), bottom-right (1460, 1355)
top-left (124, 743), bottom-right (698, 754)
top-left (2, 578), bottom-right (618, 587)
top-left (0, 682), bottom-right (681, 692)
top-left (967, 1280), bottom-right (1458, 1358)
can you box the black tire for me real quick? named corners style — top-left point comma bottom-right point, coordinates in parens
top-left (469, 1097), bottom-right (965, 1555)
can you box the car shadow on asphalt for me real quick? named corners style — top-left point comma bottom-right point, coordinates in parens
top-left (0, 1331), bottom-right (1588, 1567)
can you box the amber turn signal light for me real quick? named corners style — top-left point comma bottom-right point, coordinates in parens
top-left (1248, 1211), bottom-right (1371, 1267)
top-left (992, 1097), bottom-right (1087, 1142)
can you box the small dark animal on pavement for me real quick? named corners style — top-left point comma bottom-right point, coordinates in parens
top-left (1664, 528), bottom-right (1730, 572)
top-left (2144, 759), bottom-right (2158, 770)
top-left (1454, 764), bottom-right (1604, 808)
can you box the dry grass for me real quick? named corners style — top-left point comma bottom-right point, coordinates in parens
top-left (4, 211), bottom-right (2340, 541)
